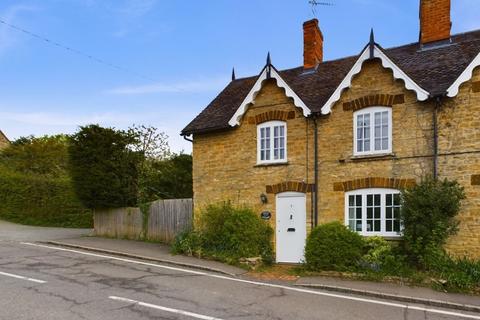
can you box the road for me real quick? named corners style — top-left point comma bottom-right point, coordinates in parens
top-left (0, 220), bottom-right (91, 242)
top-left (0, 222), bottom-right (479, 320)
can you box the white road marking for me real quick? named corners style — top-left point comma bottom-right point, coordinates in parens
top-left (0, 270), bottom-right (46, 284)
top-left (109, 296), bottom-right (223, 320)
top-left (23, 242), bottom-right (480, 320)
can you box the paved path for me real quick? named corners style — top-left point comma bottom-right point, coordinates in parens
top-left (296, 276), bottom-right (480, 311)
top-left (2, 241), bottom-right (480, 320)
top-left (46, 236), bottom-right (247, 276)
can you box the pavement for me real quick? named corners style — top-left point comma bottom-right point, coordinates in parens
top-left (296, 276), bottom-right (480, 313)
top-left (44, 236), bottom-right (248, 277)
top-left (1, 220), bottom-right (480, 319)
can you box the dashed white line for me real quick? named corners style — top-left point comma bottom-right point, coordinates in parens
top-left (109, 296), bottom-right (224, 320)
top-left (0, 270), bottom-right (46, 284)
top-left (23, 242), bottom-right (480, 320)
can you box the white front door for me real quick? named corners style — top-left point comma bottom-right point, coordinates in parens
top-left (276, 192), bottom-right (307, 263)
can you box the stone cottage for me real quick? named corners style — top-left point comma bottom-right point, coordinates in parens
top-left (182, 0), bottom-right (480, 262)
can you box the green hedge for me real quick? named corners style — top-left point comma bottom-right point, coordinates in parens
top-left (0, 166), bottom-right (92, 228)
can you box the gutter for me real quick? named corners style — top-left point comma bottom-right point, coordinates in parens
top-left (183, 135), bottom-right (193, 143)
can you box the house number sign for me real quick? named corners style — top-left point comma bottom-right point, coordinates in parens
top-left (260, 211), bottom-right (271, 220)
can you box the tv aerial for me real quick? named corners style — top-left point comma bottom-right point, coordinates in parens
top-left (309, 0), bottom-right (334, 17)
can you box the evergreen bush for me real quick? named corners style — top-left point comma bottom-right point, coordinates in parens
top-left (68, 125), bottom-right (141, 209)
top-left (400, 177), bottom-right (465, 267)
top-left (304, 221), bottom-right (364, 271)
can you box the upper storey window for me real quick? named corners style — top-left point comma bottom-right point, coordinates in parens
top-left (257, 121), bottom-right (287, 164)
top-left (354, 107), bottom-right (392, 156)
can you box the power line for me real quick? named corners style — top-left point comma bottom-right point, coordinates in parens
top-left (0, 17), bottom-right (156, 82)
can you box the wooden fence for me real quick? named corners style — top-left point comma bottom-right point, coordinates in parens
top-left (94, 198), bottom-right (193, 243)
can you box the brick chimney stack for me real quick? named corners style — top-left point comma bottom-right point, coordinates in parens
top-left (420, 0), bottom-right (451, 45)
top-left (303, 19), bottom-right (323, 69)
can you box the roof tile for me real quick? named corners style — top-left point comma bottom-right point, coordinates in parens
top-left (182, 30), bottom-right (480, 136)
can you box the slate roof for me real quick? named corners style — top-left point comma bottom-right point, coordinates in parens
top-left (182, 29), bottom-right (480, 136)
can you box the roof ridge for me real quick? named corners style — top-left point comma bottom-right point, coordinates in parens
top-left (271, 28), bottom-right (480, 76)
top-left (182, 28), bottom-right (480, 136)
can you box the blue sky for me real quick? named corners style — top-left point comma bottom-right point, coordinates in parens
top-left (0, 0), bottom-right (479, 153)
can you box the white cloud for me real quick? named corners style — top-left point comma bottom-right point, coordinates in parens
top-left (106, 77), bottom-right (228, 95)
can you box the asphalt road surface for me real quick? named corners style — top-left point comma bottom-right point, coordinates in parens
top-left (1, 224), bottom-right (479, 319)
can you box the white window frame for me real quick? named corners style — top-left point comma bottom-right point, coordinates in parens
top-left (344, 188), bottom-right (402, 237)
top-left (353, 106), bottom-right (392, 156)
top-left (257, 121), bottom-right (287, 165)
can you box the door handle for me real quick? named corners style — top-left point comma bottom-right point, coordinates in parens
top-left (287, 228), bottom-right (295, 232)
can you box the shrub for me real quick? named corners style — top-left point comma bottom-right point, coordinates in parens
top-left (427, 252), bottom-right (480, 293)
top-left (361, 237), bottom-right (411, 277)
top-left (171, 230), bottom-right (202, 257)
top-left (305, 222), bottom-right (364, 271)
top-left (0, 166), bottom-right (92, 228)
top-left (362, 236), bottom-right (393, 268)
top-left (172, 203), bottom-right (273, 265)
top-left (400, 177), bottom-right (465, 267)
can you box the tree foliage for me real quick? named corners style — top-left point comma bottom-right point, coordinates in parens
top-left (0, 135), bottom-right (69, 177)
top-left (141, 154), bottom-right (193, 201)
top-left (68, 125), bottom-right (141, 209)
top-left (68, 124), bottom-right (192, 210)
top-left (128, 124), bottom-right (170, 160)
top-left (400, 177), bottom-right (465, 267)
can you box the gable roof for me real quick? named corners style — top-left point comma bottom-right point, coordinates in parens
top-left (320, 41), bottom-right (430, 115)
top-left (182, 29), bottom-right (480, 136)
top-left (228, 63), bottom-right (311, 126)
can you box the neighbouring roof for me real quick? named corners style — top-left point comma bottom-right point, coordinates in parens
top-left (182, 29), bottom-right (480, 136)
top-left (0, 130), bottom-right (9, 142)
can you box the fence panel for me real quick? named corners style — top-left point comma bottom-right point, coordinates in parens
top-left (94, 198), bottom-right (192, 243)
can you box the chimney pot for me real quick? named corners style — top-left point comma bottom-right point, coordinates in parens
top-left (420, 0), bottom-right (451, 45)
top-left (303, 19), bottom-right (323, 69)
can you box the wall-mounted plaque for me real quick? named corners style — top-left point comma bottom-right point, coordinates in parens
top-left (261, 211), bottom-right (271, 220)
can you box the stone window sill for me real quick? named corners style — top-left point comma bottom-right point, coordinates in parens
top-left (342, 153), bottom-right (396, 163)
top-left (254, 162), bottom-right (289, 168)
top-left (361, 234), bottom-right (402, 241)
